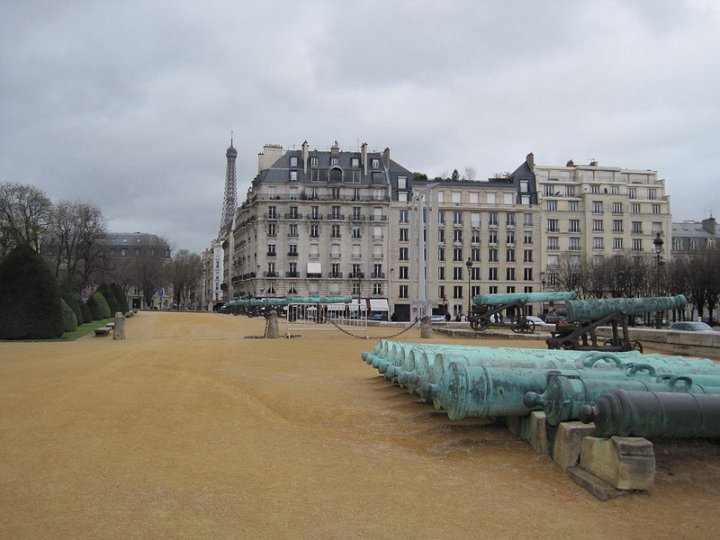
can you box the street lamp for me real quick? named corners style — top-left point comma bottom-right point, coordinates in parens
top-left (653, 233), bottom-right (664, 328)
top-left (540, 272), bottom-right (546, 316)
top-left (465, 257), bottom-right (473, 319)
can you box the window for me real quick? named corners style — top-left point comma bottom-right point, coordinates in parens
top-left (268, 206), bottom-right (277, 219)
top-left (373, 283), bottom-right (383, 295)
top-left (566, 185), bottom-right (576, 197)
top-left (399, 285), bottom-right (409, 299)
top-left (507, 232), bottom-right (515, 245)
top-left (398, 175), bottom-right (407, 189)
top-left (591, 184), bottom-right (601, 194)
top-left (452, 191), bottom-right (461, 203)
top-left (569, 219), bottom-right (580, 233)
top-left (471, 267), bottom-right (481, 281)
top-left (569, 237), bottom-right (580, 251)
top-left (399, 247), bottom-right (409, 260)
top-left (471, 230), bottom-right (481, 244)
top-left (330, 224), bottom-right (340, 238)
top-left (267, 243), bottom-right (276, 255)
top-left (289, 224), bottom-right (298, 237)
top-left (471, 212), bottom-right (481, 227)
top-left (331, 187), bottom-right (340, 199)
top-left (311, 206), bottom-right (320, 219)
top-left (289, 156), bottom-right (298, 167)
top-left (652, 204), bottom-right (661, 214)
top-left (592, 201), bottom-right (603, 214)
top-left (523, 268), bottom-right (533, 281)
top-left (648, 188), bottom-right (657, 200)
top-left (438, 266), bottom-right (445, 280)
top-left (330, 157), bottom-right (339, 166)
top-left (453, 267), bottom-right (464, 280)
top-left (351, 157), bottom-right (360, 168)
top-left (568, 201), bottom-right (579, 212)
top-left (628, 187), bottom-right (637, 199)
top-left (632, 221), bottom-right (643, 234)
top-left (488, 231), bottom-right (497, 244)
top-left (352, 225), bottom-right (361, 239)
top-left (488, 248), bottom-right (498, 262)
top-left (547, 219), bottom-right (559, 232)
top-left (310, 156), bottom-right (318, 167)
top-left (613, 238), bottom-right (623, 250)
top-left (506, 268), bottom-right (515, 281)
top-left (309, 244), bottom-right (319, 257)
top-left (547, 237), bottom-right (559, 250)
top-left (592, 219), bottom-right (604, 232)
top-left (488, 268), bottom-right (498, 281)
top-left (523, 232), bottom-right (533, 245)
top-left (610, 185), bottom-right (620, 195)
top-left (593, 237), bottom-right (604, 250)
top-left (437, 228), bottom-right (445, 243)
top-left (471, 247), bottom-right (480, 262)
top-left (399, 228), bottom-right (409, 242)
top-left (631, 203), bottom-right (641, 214)
top-left (288, 244), bottom-right (298, 255)
top-left (488, 212), bottom-right (498, 226)
top-left (399, 209), bottom-right (409, 223)
top-left (371, 158), bottom-right (380, 169)
top-left (547, 200), bottom-right (557, 211)
top-left (506, 213), bottom-right (515, 226)
top-left (268, 224), bottom-right (276, 237)
top-left (453, 247), bottom-right (463, 261)
top-left (310, 224), bottom-right (319, 238)
top-left (453, 286), bottom-right (463, 299)
top-left (504, 193), bottom-right (513, 205)
top-left (506, 249), bottom-right (515, 263)
top-left (438, 247), bottom-right (445, 261)
top-left (470, 192), bottom-right (479, 203)
top-left (523, 249), bottom-right (533, 262)
top-left (453, 211), bottom-right (463, 225)
top-left (632, 239), bottom-right (643, 252)
top-left (487, 193), bottom-right (496, 204)
top-left (289, 186), bottom-right (299, 200)
top-left (523, 213), bottom-right (533, 226)
top-left (399, 266), bottom-right (409, 279)
top-left (613, 220), bottom-right (623, 232)
top-left (289, 206), bottom-right (299, 219)
top-left (612, 202), bottom-right (623, 215)
top-left (453, 229), bottom-right (463, 243)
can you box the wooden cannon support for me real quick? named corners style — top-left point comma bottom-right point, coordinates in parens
top-left (469, 291), bottom-right (577, 333)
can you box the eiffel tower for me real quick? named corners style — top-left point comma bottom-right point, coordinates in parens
top-left (219, 132), bottom-right (237, 235)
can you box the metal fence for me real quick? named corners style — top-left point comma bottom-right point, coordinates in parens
top-left (285, 303), bottom-right (368, 338)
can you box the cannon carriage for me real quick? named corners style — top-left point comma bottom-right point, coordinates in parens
top-left (468, 291), bottom-right (577, 333)
top-left (546, 295), bottom-right (687, 353)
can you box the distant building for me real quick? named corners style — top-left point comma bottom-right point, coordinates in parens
top-left (671, 217), bottom-right (718, 255)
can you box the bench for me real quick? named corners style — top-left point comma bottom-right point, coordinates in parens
top-left (94, 326), bottom-right (112, 337)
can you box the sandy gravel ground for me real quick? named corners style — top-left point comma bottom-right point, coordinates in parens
top-left (1, 311), bottom-right (720, 539)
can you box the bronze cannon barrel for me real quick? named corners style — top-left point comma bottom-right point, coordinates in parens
top-left (564, 295), bottom-right (687, 323)
top-left (579, 389), bottom-right (720, 438)
top-left (473, 291), bottom-right (577, 306)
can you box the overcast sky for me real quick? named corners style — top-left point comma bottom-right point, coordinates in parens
top-left (1, 0), bottom-right (718, 254)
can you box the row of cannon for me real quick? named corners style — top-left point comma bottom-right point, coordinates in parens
top-left (362, 340), bottom-right (720, 439)
top-left (221, 296), bottom-right (353, 317)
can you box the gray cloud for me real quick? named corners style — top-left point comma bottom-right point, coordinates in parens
top-left (1, 0), bottom-right (719, 253)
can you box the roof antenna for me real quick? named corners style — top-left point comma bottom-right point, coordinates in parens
top-left (230, 130), bottom-right (234, 146)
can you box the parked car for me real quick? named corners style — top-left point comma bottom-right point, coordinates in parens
top-left (430, 314), bottom-right (447, 323)
top-left (368, 313), bottom-right (387, 321)
top-left (525, 315), bottom-right (554, 327)
top-left (667, 321), bottom-right (715, 332)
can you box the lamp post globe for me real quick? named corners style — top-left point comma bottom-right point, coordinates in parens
top-left (653, 233), bottom-right (664, 328)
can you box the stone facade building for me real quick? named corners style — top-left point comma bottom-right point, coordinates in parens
top-left (221, 142), bottom-right (674, 321)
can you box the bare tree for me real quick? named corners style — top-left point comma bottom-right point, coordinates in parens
top-left (167, 250), bottom-right (203, 308)
top-left (463, 166), bottom-right (477, 181)
top-left (47, 200), bottom-right (107, 289)
top-left (0, 182), bottom-right (52, 258)
top-left (128, 236), bottom-right (170, 307)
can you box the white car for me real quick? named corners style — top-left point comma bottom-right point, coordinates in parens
top-left (525, 315), bottom-right (554, 327)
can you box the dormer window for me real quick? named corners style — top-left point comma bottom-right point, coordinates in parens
top-left (289, 156), bottom-right (298, 167)
top-left (330, 157), bottom-right (339, 166)
top-left (310, 156), bottom-right (318, 166)
top-left (351, 157), bottom-right (360, 168)
top-left (371, 158), bottom-right (380, 168)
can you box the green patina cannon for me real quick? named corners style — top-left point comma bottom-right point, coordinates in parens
top-left (579, 389), bottom-right (720, 439)
top-left (524, 367), bottom-right (720, 426)
top-left (469, 291), bottom-right (576, 333)
top-left (546, 295), bottom-right (687, 353)
top-left (362, 341), bottom-right (720, 425)
top-left (223, 296), bottom-right (352, 318)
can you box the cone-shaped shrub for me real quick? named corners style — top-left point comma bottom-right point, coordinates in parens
top-left (111, 282), bottom-right (130, 313)
top-left (80, 301), bottom-right (93, 324)
top-left (62, 293), bottom-right (83, 325)
top-left (0, 245), bottom-right (64, 339)
top-left (93, 291), bottom-right (111, 319)
top-left (61, 298), bottom-right (78, 332)
top-left (98, 283), bottom-right (120, 316)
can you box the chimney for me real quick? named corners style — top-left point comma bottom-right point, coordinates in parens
top-left (330, 140), bottom-right (340, 154)
top-left (526, 152), bottom-right (535, 171)
top-left (361, 142), bottom-right (368, 176)
top-left (258, 144), bottom-right (284, 173)
top-left (302, 140), bottom-right (309, 174)
top-left (702, 216), bottom-right (717, 236)
top-left (382, 147), bottom-right (390, 169)
top-left (566, 159), bottom-right (575, 167)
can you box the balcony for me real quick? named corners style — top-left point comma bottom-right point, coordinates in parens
top-left (284, 213), bottom-right (302, 220)
top-left (266, 251), bottom-right (276, 257)
top-left (349, 272), bottom-right (365, 279)
top-left (265, 213), bottom-right (278, 220)
top-left (328, 272), bottom-right (343, 278)
top-left (329, 213), bottom-right (345, 220)
top-left (286, 271), bottom-right (299, 278)
top-left (368, 215), bottom-right (387, 222)
top-left (308, 213), bottom-right (323, 220)
top-left (371, 272), bottom-right (386, 279)
top-left (349, 214), bottom-right (366, 221)
top-left (287, 233), bottom-right (299, 238)
top-left (306, 272), bottom-right (322, 278)
top-left (264, 271), bottom-right (278, 278)
top-left (287, 251), bottom-right (298, 257)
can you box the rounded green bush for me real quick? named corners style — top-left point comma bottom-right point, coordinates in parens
top-left (93, 291), bottom-right (112, 319)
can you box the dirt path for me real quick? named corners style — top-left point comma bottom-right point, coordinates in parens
top-left (1, 312), bottom-right (719, 539)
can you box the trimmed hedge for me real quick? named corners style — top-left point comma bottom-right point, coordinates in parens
top-left (111, 282), bottom-right (130, 313)
top-left (87, 291), bottom-right (111, 320)
top-left (62, 294), bottom-right (83, 325)
top-left (0, 244), bottom-right (64, 339)
top-left (80, 301), bottom-right (93, 324)
top-left (98, 283), bottom-right (121, 316)
top-left (61, 298), bottom-right (79, 332)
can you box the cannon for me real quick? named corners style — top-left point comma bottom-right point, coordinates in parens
top-left (524, 367), bottom-right (720, 426)
top-left (546, 295), bottom-right (687, 353)
top-left (579, 389), bottom-right (720, 439)
top-left (468, 291), bottom-right (576, 333)
top-left (223, 296), bottom-right (352, 318)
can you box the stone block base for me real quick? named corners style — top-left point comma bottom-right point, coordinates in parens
top-left (553, 421), bottom-right (598, 471)
top-left (579, 436), bottom-right (655, 491)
